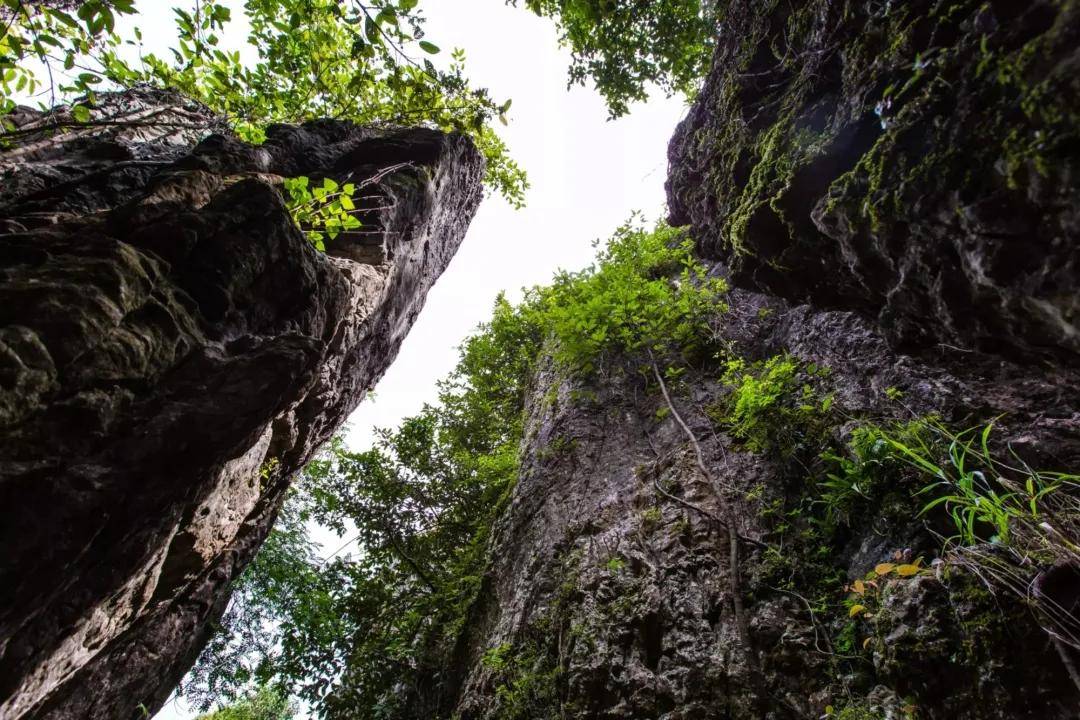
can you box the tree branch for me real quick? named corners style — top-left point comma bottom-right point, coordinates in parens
top-left (648, 349), bottom-right (759, 669)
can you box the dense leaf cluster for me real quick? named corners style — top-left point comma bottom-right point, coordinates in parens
top-left (531, 220), bottom-right (726, 372)
top-left (195, 684), bottom-right (295, 720)
top-left (1, 0), bottom-right (527, 205)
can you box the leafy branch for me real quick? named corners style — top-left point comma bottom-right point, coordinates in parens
top-left (282, 176), bottom-right (361, 251)
top-left (1, 0), bottom-right (528, 205)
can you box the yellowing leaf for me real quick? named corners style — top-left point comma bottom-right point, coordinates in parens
top-left (853, 579), bottom-right (866, 594)
top-left (896, 564), bottom-right (920, 576)
top-left (875, 562), bottom-right (896, 576)
top-left (849, 604), bottom-right (867, 618)
top-left (862, 637), bottom-right (872, 649)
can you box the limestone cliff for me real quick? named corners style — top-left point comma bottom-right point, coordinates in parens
top-left (0, 88), bottom-right (483, 720)
top-left (431, 2), bottom-right (1080, 718)
top-left (667, 0), bottom-right (1080, 358)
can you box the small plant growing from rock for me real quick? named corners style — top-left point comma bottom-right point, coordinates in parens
top-left (719, 354), bottom-right (833, 453)
top-left (605, 556), bottom-right (626, 573)
top-left (906, 422), bottom-right (1075, 548)
top-left (844, 551), bottom-right (927, 646)
top-left (282, 176), bottom-right (361, 251)
top-left (640, 506), bottom-right (662, 530)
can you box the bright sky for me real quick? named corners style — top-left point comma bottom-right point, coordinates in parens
top-left (15, 1), bottom-right (686, 717)
top-left (345, 1), bottom-right (686, 451)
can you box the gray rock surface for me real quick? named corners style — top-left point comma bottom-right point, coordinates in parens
top-left (426, 2), bottom-right (1080, 718)
top-left (666, 0), bottom-right (1080, 359)
top-left (0, 88), bottom-right (483, 720)
top-left (444, 279), bottom-right (1080, 719)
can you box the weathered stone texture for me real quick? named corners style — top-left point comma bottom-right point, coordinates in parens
top-left (0, 88), bottom-right (483, 720)
top-left (446, 279), bottom-right (1080, 720)
top-left (667, 0), bottom-right (1080, 359)
top-left (436, 2), bottom-right (1080, 718)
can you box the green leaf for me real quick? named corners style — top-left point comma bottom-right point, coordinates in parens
top-left (419, 41), bottom-right (440, 54)
top-left (48, 10), bottom-right (80, 28)
top-left (365, 16), bottom-right (381, 43)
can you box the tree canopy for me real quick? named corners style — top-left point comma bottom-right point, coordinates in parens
top-left (0, 0), bottom-right (527, 205)
top-left (3, 0), bottom-right (721, 189)
top-left (510, 0), bottom-right (718, 117)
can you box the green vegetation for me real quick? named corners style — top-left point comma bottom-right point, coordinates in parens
top-left (195, 685), bottom-right (295, 720)
top-left (824, 700), bottom-right (895, 720)
top-left (480, 641), bottom-right (561, 720)
top-left (282, 176), bottom-right (361, 251)
top-left (527, 219), bottom-right (727, 373)
top-left (817, 416), bottom-right (1079, 563)
top-left (718, 354), bottom-right (831, 453)
top-left (903, 421), bottom-right (1079, 549)
top-left (817, 420), bottom-right (930, 529)
top-left (182, 219), bottom-right (725, 716)
top-left (0, 0), bottom-right (526, 204)
top-left (510, 0), bottom-right (718, 117)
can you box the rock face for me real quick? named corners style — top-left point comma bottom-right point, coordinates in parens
top-left (432, 2), bottom-right (1080, 719)
top-left (448, 284), bottom-right (1080, 719)
top-left (667, 0), bottom-right (1080, 359)
top-left (0, 88), bottom-right (483, 720)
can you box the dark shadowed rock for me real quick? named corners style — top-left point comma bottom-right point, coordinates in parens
top-left (667, 0), bottom-right (1080, 360)
top-left (412, 2), bottom-right (1080, 719)
top-left (0, 88), bottom-right (483, 720)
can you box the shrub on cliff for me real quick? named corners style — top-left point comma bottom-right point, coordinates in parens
top-left (195, 685), bottom-right (294, 720)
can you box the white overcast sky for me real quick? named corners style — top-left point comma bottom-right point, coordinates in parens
top-left (15, 1), bottom-right (686, 717)
top-left (347, 1), bottom-right (686, 450)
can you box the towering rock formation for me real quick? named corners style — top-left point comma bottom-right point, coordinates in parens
top-left (667, 0), bottom-right (1080, 358)
top-left (0, 88), bottom-right (483, 720)
top-left (431, 2), bottom-right (1080, 718)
